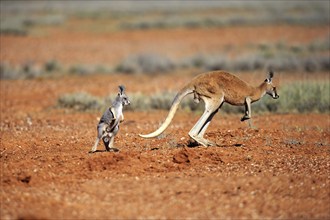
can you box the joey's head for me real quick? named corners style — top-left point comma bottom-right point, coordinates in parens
top-left (264, 71), bottom-right (279, 99)
top-left (116, 85), bottom-right (130, 106)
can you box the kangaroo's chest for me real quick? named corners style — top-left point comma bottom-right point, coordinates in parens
top-left (110, 107), bottom-right (123, 122)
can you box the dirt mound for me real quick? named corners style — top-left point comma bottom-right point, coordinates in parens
top-left (87, 153), bottom-right (126, 171)
top-left (173, 147), bottom-right (191, 164)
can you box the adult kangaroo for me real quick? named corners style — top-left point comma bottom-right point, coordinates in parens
top-left (139, 70), bottom-right (279, 147)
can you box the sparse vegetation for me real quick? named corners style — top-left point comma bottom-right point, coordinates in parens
top-left (0, 61), bottom-right (43, 79)
top-left (57, 92), bottom-right (104, 111)
top-left (115, 48), bottom-right (329, 75)
top-left (44, 59), bottom-right (62, 73)
top-left (276, 81), bottom-right (330, 113)
top-left (119, 7), bottom-right (329, 30)
top-left (56, 81), bottom-right (330, 114)
top-left (0, 61), bottom-right (114, 79)
top-left (2, 1), bottom-right (330, 219)
top-left (116, 53), bottom-right (175, 74)
top-left (252, 81), bottom-right (330, 113)
top-left (1, 47), bottom-right (329, 79)
top-left (0, 14), bottom-right (65, 35)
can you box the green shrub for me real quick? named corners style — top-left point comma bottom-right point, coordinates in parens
top-left (57, 92), bottom-right (104, 111)
top-left (0, 17), bottom-right (27, 35)
top-left (105, 92), bottom-right (151, 111)
top-left (44, 60), bottom-right (61, 72)
top-left (69, 64), bottom-right (95, 75)
top-left (277, 82), bottom-right (330, 113)
top-left (0, 62), bottom-right (21, 79)
top-left (252, 81), bottom-right (329, 113)
top-left (57, 82), bottom-right (329, 114)
top-left (150, 92), bottom-right (176, 110)
top-left (121, 93), bottom-right (151, 111)
top-left (231, 55), bottom-right (265, 71)
top-left (0, 61), bottom-right (44, 79)
top-left (116, 53), bottom-right (174, 74)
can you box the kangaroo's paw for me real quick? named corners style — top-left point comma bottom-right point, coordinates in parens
top-left (205, 139), bottom-right (218, 147)
top-left (241, 115), bottom-right (251, 122)
top-left (190, 135), bottom-right (217, 147)
top-left (89, 149), bottom-right (96, 154)
top-left (106, 147), bottom-right (119, 152)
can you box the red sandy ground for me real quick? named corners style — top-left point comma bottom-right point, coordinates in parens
top-left (1, 73), bottom-right (329, 219)
top-left (1, 25), bottom-right (328, 66)
top-left (1, 24), bottom-right (330, 219)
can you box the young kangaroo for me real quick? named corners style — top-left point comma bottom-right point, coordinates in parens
top-left (139, 70), bottom-right (279, 147)
top-left (90, 85), bottom-right (130, 153)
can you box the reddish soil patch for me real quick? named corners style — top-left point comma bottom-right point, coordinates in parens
top-left (1, 25), bottom-right (328, 66)
top-left (1, 73), bottom-right (329, 219)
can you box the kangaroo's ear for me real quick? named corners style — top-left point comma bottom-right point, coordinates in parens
top-left (118, 85), bottom-right (125, 95)
top-left (265, 71), bottom-right (274, 83)
top-left (269, 71), bottom-right (274, 79)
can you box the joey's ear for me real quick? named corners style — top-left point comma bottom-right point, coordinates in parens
top-left (118, 85), bottom-right (125, 95)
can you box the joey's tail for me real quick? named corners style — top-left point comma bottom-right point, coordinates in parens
top-left (139, 86), bottom-right (194, 138)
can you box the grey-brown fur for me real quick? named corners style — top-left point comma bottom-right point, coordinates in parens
top-left (90, 85), bottom-right (130, 153)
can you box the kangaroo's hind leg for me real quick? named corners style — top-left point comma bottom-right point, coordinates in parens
top-left (102, 135), bottom-right (110, 151)
top-left (90, 123), bottom-right (107, 153)
top-left (90, 137), bottom-right (100, 153)
top-left (188, 97), bottom-right (222, 147)
top-left (197, 108), bottom-right (219, 146)
top-left (241, 97), bottom-right (252, 121)
top-left (104, 135), bottom-right (114, 151)
top-left (105, 125), bottom-right (119, 152)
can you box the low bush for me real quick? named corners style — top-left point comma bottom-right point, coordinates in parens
top-left (44, 60), bottom-right (62, 72)
top-left (276, 81), bottom-right (330, 113)
top-left (116, 53), bottom-right (175, 74)
top-left (0, 61), bottom-right (116, 79)
top-left (57, 92), bottom-right (104, 111)
top-left (150, 92), bottom-right (176, 110)
top-left (178, 52), bottom-right (330, 73)
top-left (0, 16), bottom-right (27, 35)
top-left (0, 15), bottom-right (65, 36)
top-left (0, 62), bottom-right (21, 79)
top-left (56, 82), bottom-right (330, 114)
top-left (122, 93), bottom-right (151, 111)
top-left (231, 55), bottom-right (266, 72)
top-left (69, 64), bottom-right (95, 75)
top-left (180, 54), bottom-right (229, 71)
top-left (0, 61), bottom-right (43, 79)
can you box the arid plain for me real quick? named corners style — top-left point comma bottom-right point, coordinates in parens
top-left (1, 2), bottom-right (329, 219)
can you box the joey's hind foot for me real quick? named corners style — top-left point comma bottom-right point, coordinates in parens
top-left (106, 147), bottom-right (119, 152)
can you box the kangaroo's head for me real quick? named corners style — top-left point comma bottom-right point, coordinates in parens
top-left (117, 85), bottom-right (130, 106)
top-left (264, 71), bottom-right (279, 99)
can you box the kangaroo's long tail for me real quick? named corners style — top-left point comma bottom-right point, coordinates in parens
top-left (139, 86), bottom-right (194, 138)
